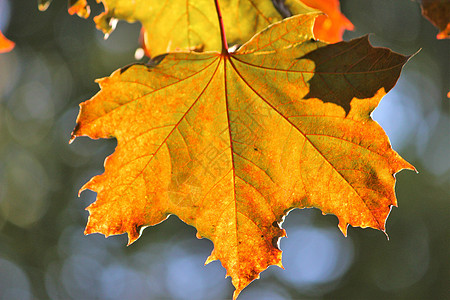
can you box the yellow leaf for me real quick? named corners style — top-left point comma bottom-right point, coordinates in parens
top-left (72, 13), bottom-right (414, 299)
top-left (79, 0), bottom-right (314, 57)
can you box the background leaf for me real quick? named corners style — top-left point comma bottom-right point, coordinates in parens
top-left (0, 30), bottom-right (14, 53)
top-left (77, 0), bottom-right (314, 57)
top-left (420, 0), bottom-right (450, 39)
top-left (68, 0), bottom-right (91, 18)
top-left (69, 0), bottom-right (354, 55)
top-left (291, 0), bottom-right (354, 42)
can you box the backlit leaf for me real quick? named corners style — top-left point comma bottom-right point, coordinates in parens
top-left (72, 13), bottom-right (414, 299)
top-left (297, 0), bottom-right (354, 42)
top-left (76, 0), bottom-right (313, 57)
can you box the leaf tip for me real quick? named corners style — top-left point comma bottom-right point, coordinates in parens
top-left (83, 225), bottom-right (94, 236)
top-left (407, 163), bottom-right (418, 174)
top-left (205, 252), bottom-right (216, 265)
top-left (232, 289), bottom-right (242, 300)
top-left (78, 186), bottom-right (86, 197)
top-left (69, 118), bottom-right (82, 143)
top-left (396, 157), bottom-right (416, 174)
top-left (338, 220), bottom-right (348, 237)
top-left (69, 133), bottom-right (77, 144)
top-left (79, 177), bottom-right (95, 196)
top-left (127, 233), bottom-right (139, 246)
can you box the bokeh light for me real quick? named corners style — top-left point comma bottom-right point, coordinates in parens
top-left (279, 226), bottom-right (354, 290)
top-left (0, 258), bottom-right (32, 300)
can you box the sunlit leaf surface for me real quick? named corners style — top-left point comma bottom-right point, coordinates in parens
top-left (70, 0), bottom-right (313, 57)
top-left (72, 13), bottom-right (413, 298)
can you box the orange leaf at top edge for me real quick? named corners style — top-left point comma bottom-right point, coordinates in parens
top-left (300, 0), bottom-right (354, 43)
top-left (0, 30), bottom-right (14, 53)
top-left (68, 0), bottom-right (91, 18)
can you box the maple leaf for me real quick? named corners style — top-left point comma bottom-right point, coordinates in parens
top-left (421, 0), bottom-right (450, 39)
top-left (297, 0), bottom-right (354, 42)
top-left (0, 30), bottom-right (14, 53)
top-left (68, 0), bottom-right (314, 57)
top-left (72, 10), bottom-right (414, 298)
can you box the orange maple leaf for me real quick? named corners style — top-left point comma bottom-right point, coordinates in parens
top-left (0, 30), bottom-right (14, 53)
top-left (300, 0), bottom-right (354, 43)
top-left (72, 13), bottom-right (413, 299)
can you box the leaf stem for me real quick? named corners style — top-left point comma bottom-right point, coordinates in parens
top-left (214, 0), bottom-right (229, 54)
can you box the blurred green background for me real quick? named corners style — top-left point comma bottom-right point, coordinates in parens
top-left (0, 0), bottom-right (448, 299)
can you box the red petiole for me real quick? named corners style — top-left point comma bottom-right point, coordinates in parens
top-left (214, 0), bottom-right (229, 54)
